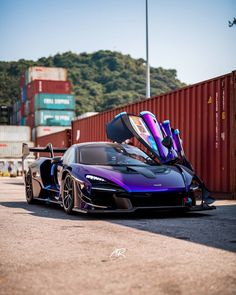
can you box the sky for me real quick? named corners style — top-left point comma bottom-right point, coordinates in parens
top-left (0, 0), bottom-right (235, 84)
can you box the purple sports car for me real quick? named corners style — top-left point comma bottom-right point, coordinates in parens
top-left (22, 111), bottom-right (215, 214)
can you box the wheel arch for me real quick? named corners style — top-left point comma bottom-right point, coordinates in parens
top-left (61, 167), bottom-right (72, 180)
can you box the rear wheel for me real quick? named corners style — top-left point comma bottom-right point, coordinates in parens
top-left (25, 170), bottom-right (34, 204)
top-left (62, 174), bottom-right (74, 214)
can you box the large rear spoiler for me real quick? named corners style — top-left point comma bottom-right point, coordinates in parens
top-left (22, 143), bottom-right (67, 176)
top-left (22, 143), bottom-right (67, 159)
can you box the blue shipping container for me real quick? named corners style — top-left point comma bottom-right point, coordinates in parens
top-left (34, 110), bottom-right (75, 126)
top-left (33, 93), bottom-right (75, 111)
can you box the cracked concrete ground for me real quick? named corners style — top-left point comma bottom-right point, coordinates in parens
top-left (0, 177), bottom-right (236, 295)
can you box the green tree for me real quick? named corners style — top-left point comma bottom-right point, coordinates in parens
top-left (0, 50), bottom-right (186, 115)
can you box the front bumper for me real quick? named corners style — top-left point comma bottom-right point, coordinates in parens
top-left (73, 181), bottom-right (216, 214)
top-left (73, 201), bottom-right (216, 214)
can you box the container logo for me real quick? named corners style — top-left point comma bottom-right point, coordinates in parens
top-left (43, 98), bottom-right (70, 105)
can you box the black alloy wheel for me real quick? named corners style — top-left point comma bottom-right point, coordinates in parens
top-left (25, 170), bottom-right (34, 204)
top-left (62, 174), bottom-right (74, 214)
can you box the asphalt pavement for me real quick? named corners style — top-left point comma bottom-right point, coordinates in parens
top-left (0, 177), bottom-right (236, 295)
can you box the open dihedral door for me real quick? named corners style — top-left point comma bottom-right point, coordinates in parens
top-left (106, 111), bottom-right (185, 165)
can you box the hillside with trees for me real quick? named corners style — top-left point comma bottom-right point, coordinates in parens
top-left (0, 50), bottom-right (186, 115)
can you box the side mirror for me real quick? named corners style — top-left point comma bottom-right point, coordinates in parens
top-left (162, 136), bottom-right (173, 150)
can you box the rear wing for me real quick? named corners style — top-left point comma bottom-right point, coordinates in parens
top-left (22, 142), bottom-right (67, 159)
top-left (22, 143), bottom-right (67, 175)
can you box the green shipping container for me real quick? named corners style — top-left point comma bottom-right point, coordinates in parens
top-left (34, 110), bottom-right (75, 126)
top-left (33, 93), bottom-right (75, 111)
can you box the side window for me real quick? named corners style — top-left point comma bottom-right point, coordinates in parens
top-left (62, 147), bottom-right (76, 165)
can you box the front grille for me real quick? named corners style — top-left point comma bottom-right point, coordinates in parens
top-left (124, 192), bottom-right (184, 207)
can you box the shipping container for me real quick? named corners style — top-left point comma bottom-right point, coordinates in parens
top-left (24, 101), bottom-right (30, 116)
top-left (25, 66), bottom-right (67, 85)
top-left (20, 102), bottom-right (24, 117)
top-left (0, 106), bottom-right (11, 125)
top-left (30, 93), bottom-right (75, 113)
top-left (12, 114), bottom-right (17, 125)
top-left (20, 73), bottom-right (26, 88)
top-left (34, 110), bottom-right (75, 126)
top-left (21, 86), bottom-right (27, 103)
top-left (13, 100), bottom-right (21, 113)
top-left (32, 126), bottom-right (71, 141)
top-left (20, 117), bottom-right (26, 126)
top-left (26, 80), bottom-right (72, 100)
top-left (77, 112), bottom-right (98, 120)
top-left (26, 113), bottom-right (35, 128)
top-left (0, 125), bottom-right (31, 142)
top-left (0, 141), bottom-right (34, 158)
top-left (36, 129), bottom-right (71, 149)
top-left (72, 71), bottom-right (236, 197)
top-left (16, 111), bottom-right (21, 124)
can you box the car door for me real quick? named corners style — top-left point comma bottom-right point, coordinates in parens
top-left (106, 111), bottom-right (184, 164)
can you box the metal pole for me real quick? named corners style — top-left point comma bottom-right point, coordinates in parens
top-left (146, 0), bottom-right (150, 98)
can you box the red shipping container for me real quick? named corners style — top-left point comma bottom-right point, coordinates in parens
top-left (20, 73), bottom-right (26, 87)
top-left (72, 71), bottom-right (236, 198)
top-left (26, 80), bottom-right (72, 99)
top-left (29, 98), bottom-right (34, 114)
top-left (36, 129), bottom-right (71, 149)
top-left (26, 113), bottom-right (35, 128)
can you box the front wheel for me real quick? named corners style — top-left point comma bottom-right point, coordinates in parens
top-left (25, 170), bottom-right (34, 204)
top-left (62, 174), bottom-right (74, 214)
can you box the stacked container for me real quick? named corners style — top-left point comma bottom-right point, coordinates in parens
top-left (0, 126), bottom-right (34, 176)
top-left (36, 129), bottom-right (71, 149)
top-left (71, 71), bottom-right (236, 198)
top-left (19, 66), bottom-right (75, 141)
top-left (0, 106), bottom-right (12, 125)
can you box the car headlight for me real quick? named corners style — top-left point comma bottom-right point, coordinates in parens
top-left (85, 175), bottom-right (106, 182)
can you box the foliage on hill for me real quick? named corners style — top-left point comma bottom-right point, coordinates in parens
top-left (0, 50), bottom-right (186, 114)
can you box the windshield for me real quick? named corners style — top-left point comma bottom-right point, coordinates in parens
top-left (79, 144), bottom-right (156, 166)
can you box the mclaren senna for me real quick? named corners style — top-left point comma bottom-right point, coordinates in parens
top-left (22, 111), bottom-right (215, 214)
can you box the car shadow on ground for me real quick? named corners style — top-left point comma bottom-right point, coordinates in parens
top-left (3, 181), bottom-right (25, 186)
top-left (1, 200), bottom-right (236, 253)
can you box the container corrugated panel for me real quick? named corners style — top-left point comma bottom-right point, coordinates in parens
top-left (26, 113), bottom-right (35, 128)
top-left (0, 125), bottom-right (31, 141)
top-left (26, 66), bottom-right (67, 85)
top-left (31, 93), bottom-right (75, 112)
top-left (36, 129), bottom-right (71, 148)
top-left (13, 100), bottom-right (20, 113)
top-left (72, 71), bottom-right (236, 197)
top-left (24, 101), bottom-right (30, 116)
top-left (32, 126), bottom-right (71, 141)
top-left (21, 86), bottom-right (27, 103)
top-left (35, 110), bottom-right (75, 126)
top-left (0, 141), bottom-right (34, 158)
top-left (20, 117), bottom-right (26, 126)
top-left (77, 112), bottom-right (98, 120)
top-left (26, 80), bottom-right (72, 100)
top-left (20, 73), bottom-right (26, 87)
top-left (20, 102), bottom-right (24, 117)
top-left (16, 111), bottom-right (21, 124)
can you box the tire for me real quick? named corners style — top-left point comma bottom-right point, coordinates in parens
top-left (62, 174), bottom-right (74, 214)
top-left (25, 170), bottom-right (34, 204)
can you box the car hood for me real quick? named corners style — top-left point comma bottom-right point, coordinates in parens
top-left (77, 164), bottom-right (189, 193)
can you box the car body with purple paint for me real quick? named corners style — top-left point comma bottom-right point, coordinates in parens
top-left (22, 111), bottom-right (215, 214)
